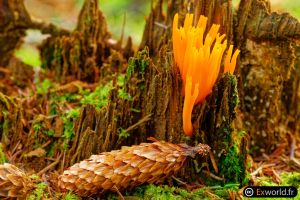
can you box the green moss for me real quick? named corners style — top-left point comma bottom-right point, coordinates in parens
top-left (227, 74), bottom-right (239, 114)
top-left (280, 172), bottom-right (300, 187)
top-left (118, 88), bottom-right (133, 101)
top-left (33, 123), bottom-right (42, 133)
top-left (41, 39), bottom-right (55, 69)
top-left (63, 191), bottom-right (79, 200)
top-left (80, 82), bottom-right (113, 109)
top-left (27, 182), bottom-right (48, 200)
top-left (117, 74), bottom-right (126, 87)
top-left (0, 93), bottom-right (12, 110)
top-left (117, 74), bottom-right (133, 101)
top-left (33, 121), bottom-right (54, 137)
top-left (36, 79), bottom-right (52, 95)
top-left (15, 43), bottom-right (41, 68)
top-left (54, 93), bottom-right (81, 104)
top-left (132, 184), bottom-right (239, 200)
top-left (126, 57), bottom-right (136, 81)
top-left (0, 143), bottom-right (7, 164)
top-left (219, 145), bottom-right (243, 183)
top-left (29, 174), bottom-right (40, 180)
top-left (256, 172), bottom-right (300, 188)
top-left (46, 142), bottom-right (56, 157)
top-left (62, 108), bottom-right (80, 149)
top-left (125, 47), bottom-right (150, 81)
top-left (1, 110), bottom-right (9, 144)
top-left (69, 39), bottom-right (81, 66)
top-left (249, 172), bottom-right (300, 200)
top-left (53, 39), bottom-right (63, 73)
top-left (118, 127), bottom-right (130, 138)
top-left (43, 129), bottom-right (55, 137)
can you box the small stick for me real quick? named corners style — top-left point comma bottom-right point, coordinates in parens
top-left (154, 21), bottom-right (170, 29)
top-left (172, 175), bottom-right (188, 187)
top-left (60, 150), bottom-right (66, 174)
top-left (250, 163), bottom-right (276, 176)
top-left (124, 114), bottom-right (152, 133)
top-left (113, 185), bottom-right (124, 200)
top-left (203, 170), bottom-right (224, 181)
top-left (271, 168), bottom-right (281, 184)
top-left (290, 137), bottom-right (296, 158)
top-left (209, 150), bottom-right (218, 173)
top-left (37, 154), bottom-right (62, 176)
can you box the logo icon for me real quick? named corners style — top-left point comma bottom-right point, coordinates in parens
top-left (244, 187), bottom-right (254, 197)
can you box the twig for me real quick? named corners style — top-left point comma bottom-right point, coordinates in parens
top-left (290, 157), bottom-right (300, 168)
top-left (41, 140), bottom-right (52, 148)
top-left (11, 140), bottom-right (21, 155)
top-left (124, 114), bottom-right (152, 133)
top-left (116, 114), bottom-right (152, 146)
top-left (60, 150), bottom-right (66, 174)
top-left (37, 153), bottom-right (62, 176)
top-left (9, 150), bottom-right (22, 163)
top-left (120, 12), bottom-right (126, 45)
top-left (154, 21), bottom-right (170, 29)
top-left (29, 21), bottom-right (70, 36)
top-left (203, 170), bottom-right (224, 181)
top-left (271, 168), bottom-right (281, 184)
top-left (205, 191), bottom-right (222, 199)
top-left (209, 150), bottom-right (218, 173)
top-left (172, 175), bottom-right (188, 187)
top-left (290, 137), bottom-right (296, 158)
top-left (250, 163), bottom-right (276, 176)
top-left (113, 185), bottom-right (124, 200)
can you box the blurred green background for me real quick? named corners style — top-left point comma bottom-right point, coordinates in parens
top-left (15, 0), bottom-right (300, 67)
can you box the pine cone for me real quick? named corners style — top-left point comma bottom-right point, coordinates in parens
top-left (58, 139), bottom-right (210, 196)
top-left (0, 163), bottom-right (33, 198)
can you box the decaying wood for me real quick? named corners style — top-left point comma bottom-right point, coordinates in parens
top-left (39, 0), bottom-right (132, 83)
top-left (236, 0), bottom-right (300, 153)
top-left (0, 93), bottom-right (25, 149)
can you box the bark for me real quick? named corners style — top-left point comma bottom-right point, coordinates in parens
top-left (236, 0), bottom-right (300, 154)
top-left (0, 0), bottom-right (31, 66)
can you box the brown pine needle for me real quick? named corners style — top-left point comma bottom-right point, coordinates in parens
top-left (37, 154), bottom-right (62, 176)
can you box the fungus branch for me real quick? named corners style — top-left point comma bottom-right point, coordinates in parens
top-left (172, 13), bottom-right (240, 136)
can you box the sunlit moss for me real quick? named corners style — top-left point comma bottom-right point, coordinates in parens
top-left (15, 44), bottom-right (41, 68)
top-left (0, 143), bottom-right (7, 164)
top-left (27, 182), bottom-right (48, 200)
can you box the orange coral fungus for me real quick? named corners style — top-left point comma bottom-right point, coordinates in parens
top-left (172, 13), bottom-right (240, 136)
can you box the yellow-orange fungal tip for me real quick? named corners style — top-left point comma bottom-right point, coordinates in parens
top-left (172, 13), bottom-right (240, 136)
